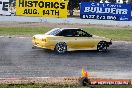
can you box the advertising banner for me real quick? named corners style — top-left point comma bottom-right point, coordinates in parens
top-left (80, 2), bottom-right (131, 21)
top-left (90, 79), bottom-right (130, 85)
top-left (0, 0), bottom-right (11, 15)
top-left (16, 0), bottom-right (68, 18)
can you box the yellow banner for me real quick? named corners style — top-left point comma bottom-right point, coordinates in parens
top-left (16, 0), bottom-right (68, 18)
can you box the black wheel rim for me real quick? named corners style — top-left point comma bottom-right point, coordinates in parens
top-left (98, 42), bottom-right (107, 51)
top-left (56, 43), bottom-right (66, 53)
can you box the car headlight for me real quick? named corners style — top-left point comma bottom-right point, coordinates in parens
top-left (42, 38), bottom-right (47, 42)
top-left (33, 36), bottom-right (36, 40)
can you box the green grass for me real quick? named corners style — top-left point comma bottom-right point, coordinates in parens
top-left (0, 27), bottom-right (49, 37)
top-left (0, 84), bottom-right (41, 88)
top-left (83, 28), bottom-right (132, 41)
top-left (0, 27), bottom-right (132, 41)
top-left (95, 85), bottom-right (132, 88)
top-left (0, 84), bottom-right (132, 88)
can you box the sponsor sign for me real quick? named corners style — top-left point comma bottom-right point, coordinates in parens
top-left (80, 2), bottom-right (131, 21)
top-left (0, 0), bottom-right (10, 15)
top-left (16, 0), bottom-right (68, 18)
top-left (90, 79), bottom-right (130, 85)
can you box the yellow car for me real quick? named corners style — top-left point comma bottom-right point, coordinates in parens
top-left (32, 28), bottom-right (112, 54)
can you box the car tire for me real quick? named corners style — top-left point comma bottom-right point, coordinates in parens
top-left (32, 46), bottom-right (36, 49)
top-left (97, 41), bottom-right (107, 52)
top-left (55, 42), bottom-right (67, 54)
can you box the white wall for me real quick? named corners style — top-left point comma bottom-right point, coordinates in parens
top-left (0, 16), bottom-right (131, 26)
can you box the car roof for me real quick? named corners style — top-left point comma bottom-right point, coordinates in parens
top-left (60, 28), bottom-right (81, 31)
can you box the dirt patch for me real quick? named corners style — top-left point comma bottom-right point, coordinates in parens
top-left (0, 22), bottom-right (131, 29)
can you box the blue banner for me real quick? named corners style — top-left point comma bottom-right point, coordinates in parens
top-left (80, 2), bottom-right (131, 21)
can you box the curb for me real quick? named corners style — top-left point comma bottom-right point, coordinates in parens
top-left (0, 77), bottom-right (131, 85)
top-left (0, 77), bottom-right (80, 84)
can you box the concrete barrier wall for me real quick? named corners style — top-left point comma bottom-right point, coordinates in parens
top-left (0, 16), bottom-right (131, 26)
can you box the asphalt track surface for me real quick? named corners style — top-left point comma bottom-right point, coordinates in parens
top-left (0, 36), bottom-right (132, 79)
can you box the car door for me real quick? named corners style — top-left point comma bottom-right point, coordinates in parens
top-left (73, 30), bottom-right (98, 49)
top-left (57, 29), bottom-right (77, 49)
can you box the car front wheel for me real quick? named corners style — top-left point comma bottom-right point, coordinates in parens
top-left (97, 41), bottom-right (107, 52)
top-left (55, 42), bottom-right (67, 54)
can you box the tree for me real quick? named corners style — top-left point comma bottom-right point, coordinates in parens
top-left (68, 0), bottom-right (93, 16)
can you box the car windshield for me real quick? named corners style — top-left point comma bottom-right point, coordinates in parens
top-left (45, 28), bottom-right (62, 35)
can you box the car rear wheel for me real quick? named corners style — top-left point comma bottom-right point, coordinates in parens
top-left (55, 42), bottom-right (67, 54)
top-left (97, 41), bottom-right (107, 52)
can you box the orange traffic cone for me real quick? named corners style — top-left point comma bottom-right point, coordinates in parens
top-left (85, 71), bottom-right (88, 77)
top-left (80, 69), bottom-right (90, 86)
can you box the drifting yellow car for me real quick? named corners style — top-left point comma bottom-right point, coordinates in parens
top-left (32, 28), bottom-right (112, 54)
